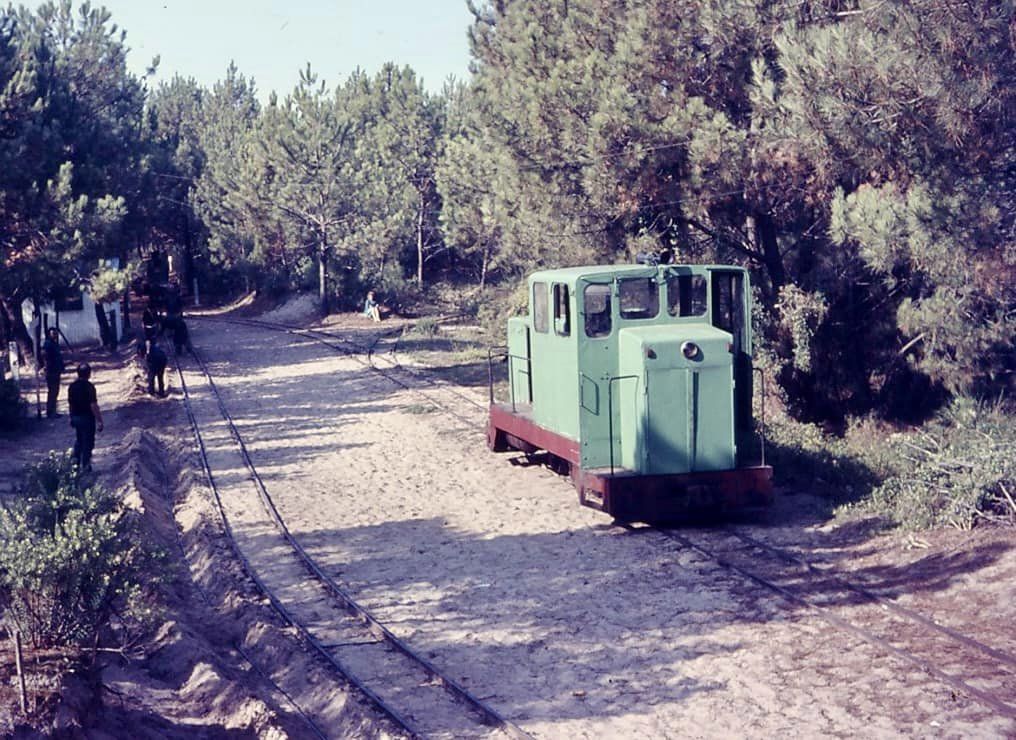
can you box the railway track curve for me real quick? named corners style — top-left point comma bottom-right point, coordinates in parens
top-left (181, 311), bottom-right (1015, 734)
top-left (174, 338), bottom-right (530, 740)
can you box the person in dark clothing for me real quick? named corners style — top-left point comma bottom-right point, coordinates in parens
top-left (146, 341), bottom-right (168, 396)
top-left (172, 317), bottom-right (189, 355)
top-left (42, 327), bottom-right (65, 418)
top-left (142, 307), bottom-right (159, 343)
top-left (68, 363), bottom-right (103, 473)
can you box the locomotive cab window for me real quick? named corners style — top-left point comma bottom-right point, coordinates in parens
top-left (533, 281), bottom-right (549, 333)
top-left (583, 284), bottom-right (612, 338)
top-left (553, 283), bottom-right (570, 336)
top-left (666, 274), bottom-right (707, 317)
top-left (711, 272), bottom-right (744, 338)
top-left (618, 277), bottom-right (659, 320)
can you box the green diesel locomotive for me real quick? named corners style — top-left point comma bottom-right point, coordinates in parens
top-left (487, 263), bottom-right (773, 523)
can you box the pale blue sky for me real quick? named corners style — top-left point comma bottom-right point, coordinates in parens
top-left (19, 1), bottom-right (476, 98)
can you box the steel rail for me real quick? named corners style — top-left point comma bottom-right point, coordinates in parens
top-left (723, 525), bottom-right (1016, 669)
top-left (173, 357), bottom-right (380, 739)
top-left (653, 527), bottom-right (1016, 720)
top-left (150, 386), bottom-right (331, 740)
top-left (185, 341), bottom-right (531, 740)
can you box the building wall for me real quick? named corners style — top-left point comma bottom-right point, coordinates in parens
top-left (20, 293), bottom-right (124, 350)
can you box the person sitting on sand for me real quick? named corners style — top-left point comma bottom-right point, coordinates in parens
top-left (363, 291), bottom-right (381, 322)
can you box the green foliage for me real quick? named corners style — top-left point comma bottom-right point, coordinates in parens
top-left (410, 317), bottom-right (441, 338)
top-left (0, 452), bottom-right (155, 649)
top-left (765, 414), bottom-right (885, 505)
top-left (5, 0), bottom-right (1013, 427)
top-left (774, 285), bottom-right (828, 374)
top-left (0, 2), bottom-right (142, 305)
top-left (0, 378), bottom-right (27, 434)
top-left (356, 64), bottom-right (445, 288)
top-left (89, 262), bottom-right (138, 304)
top-left (866, 401), bottom-right (1016, 530)
top-left (465, 0), bottom-right (1015, 420)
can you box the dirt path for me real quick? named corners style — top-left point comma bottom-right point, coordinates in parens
top-left (189, 315), bottom-right (1016, 739)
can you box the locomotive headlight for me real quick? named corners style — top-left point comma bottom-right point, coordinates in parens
top-left (681, 341), bottom-right (700, 360)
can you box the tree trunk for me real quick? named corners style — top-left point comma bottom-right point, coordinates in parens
top-left (318, 243), bottom-right (329, 315)
top-left (416, 192), bottom-right (425, 288)
top-left (94, 302), bottom-right (114, 349)
top-left (755, 211), bottom-right (786, 293)
top-left (183, 213), bottom-right (195, 292)
top-left (479, 239), bottom-right (491, 290)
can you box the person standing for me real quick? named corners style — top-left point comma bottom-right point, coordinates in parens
top-left (68, 363), bottom-right (103, 473)
top-left (172, 317), bottom-right (189, 355)
top-left (146, 341), bottom-right (168, 397)
top-left (42, 327), bottom-right (65, 418)
top-left (141, 306), bottom-right (159, 351)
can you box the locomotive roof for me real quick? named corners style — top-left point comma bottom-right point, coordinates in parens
top-left (527, 263), bottom-right (746, 283)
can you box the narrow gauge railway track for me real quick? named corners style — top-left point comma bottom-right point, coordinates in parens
top-left (651, 525), bottom-right (1016, 721)
top-left (192, 315), bottom-right (490, 429)
top-left (186, 313), bottom-right (1016, 727)
top-left (174, 342), bottom-right (530, 740)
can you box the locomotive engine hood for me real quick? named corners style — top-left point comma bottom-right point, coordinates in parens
top-left (617, 324), bottom-right (734, 370)
top-left (617, 324), bottom-right (736, 476)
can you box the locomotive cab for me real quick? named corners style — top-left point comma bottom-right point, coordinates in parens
top-left (489, 264), bottom-right (772, 523)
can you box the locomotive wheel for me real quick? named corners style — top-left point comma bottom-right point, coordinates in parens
top-left (487, 424), bottom-right (510, 452)
top-left (546, 453), bottom-right (572, 477)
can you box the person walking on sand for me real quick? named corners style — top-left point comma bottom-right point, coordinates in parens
top-left (42, 327), bottom-right (65, 418)
top-left (68, 363), bottom-right (103, 473)
top-left (146, 341), bottom-right (168, 397)
top-left (363, 290), bottom-right (381, 322)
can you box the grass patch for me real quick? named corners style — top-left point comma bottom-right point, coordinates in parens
top-left (395, 323), bottom-right (506, 391)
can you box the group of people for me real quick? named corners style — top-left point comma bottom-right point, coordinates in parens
top-left (142, 305), bottom-right (191, 397)
top-left (41, 327), bottom-right (104, 473)
top-left (40, 301), bottom-right (186, 474)
top-left (44, 291), bottom-right (380, 476)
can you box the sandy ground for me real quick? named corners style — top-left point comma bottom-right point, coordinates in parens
top-left (2, 301), bottom-right (1013, 738)
top-left (186, 311), bottom-right (1016, 739)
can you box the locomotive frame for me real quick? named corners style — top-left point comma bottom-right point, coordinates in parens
top-left (487, 263), bottom-right (773, 524)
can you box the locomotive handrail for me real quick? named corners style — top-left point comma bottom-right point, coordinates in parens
top-left (487, 346), bottom-right (508, 405)
top-left (753, 366), bottom-right (767, 467)
top-left (607, 374), bottom-right (641, 475)
top-left (507, 354), bottom-right (532, 412)
top-left (487, 346), bottom-right (531, 412)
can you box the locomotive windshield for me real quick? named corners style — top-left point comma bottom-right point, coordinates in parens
top-left (533, 281), bottom-right (549, 333)
top-left (618, 277), bottom-right (659, 319)
top-left (583, 284), bottom-right (612, 338)
top-left (666, 274), bottom-right (707, 317)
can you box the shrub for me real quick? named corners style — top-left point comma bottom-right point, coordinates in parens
top-left (0, 452), bottom-right (156, 649)
top-left (867, 399), bottom-right (1016, 530)
top-left (411, 317), bottom-right (441, 338)
top-left (0, 378), bottom-right (27, 434)
top-left (765, 414), bottom-right (884, 506)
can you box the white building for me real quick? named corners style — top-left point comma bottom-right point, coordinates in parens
top-left (19, 259), bottom-right (126, 350)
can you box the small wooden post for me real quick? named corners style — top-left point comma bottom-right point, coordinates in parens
top-left (13, 630), bottom-right (27, 714)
